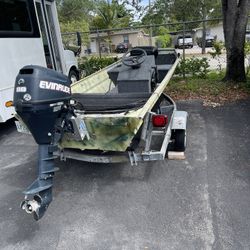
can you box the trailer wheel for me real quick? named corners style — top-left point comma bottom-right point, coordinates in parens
top-left (174, 130), bottom-right (186, 152)
top-left (69, 69), bottom-right (79, 83)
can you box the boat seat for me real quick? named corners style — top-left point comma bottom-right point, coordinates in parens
top-left (107, 50), bottom-right (157, 88)
top-left (157, 65), bottom-right (172, 83)
top-left (155, 52), bottom-right (176, 82)
top-left (155, 53), bottom-right (176, 65)
top-left (117, 55), bottom-right (156, 93)
top-left (107, 63), bottom-right (122, 86)
top-left (72, 92), bottom-right (151, 112)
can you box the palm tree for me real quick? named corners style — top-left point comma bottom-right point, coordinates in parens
top-left (92, 0), bottom-right (131, 52)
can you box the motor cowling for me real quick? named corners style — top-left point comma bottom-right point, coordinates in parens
top-left (13, 65), bottom-right (71, 144)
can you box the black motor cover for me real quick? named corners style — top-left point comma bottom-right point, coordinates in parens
top-left (13, 65), bottom-right (71, 144)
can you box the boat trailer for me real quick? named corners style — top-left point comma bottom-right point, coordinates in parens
top-left (12, 47), bottom-right (187, 220)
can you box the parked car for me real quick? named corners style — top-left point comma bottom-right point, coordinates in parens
top-left (115, 43), bottom-right (128, 53)
top-left (197, 35), bottom-right (215, 48)
top-left (175, 35), bottom-right (193, 49)
top-left (246, 31), bottom-right (250, 42)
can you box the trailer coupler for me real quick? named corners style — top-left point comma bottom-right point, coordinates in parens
top-left (20, 145), bottom-right (58, 220)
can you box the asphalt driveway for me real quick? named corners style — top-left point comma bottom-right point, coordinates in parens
top-left (0, 99), bottom-right (250, 250)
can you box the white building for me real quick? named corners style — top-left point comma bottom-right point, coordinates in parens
top-left (194, 22), bottom-right (224, 43)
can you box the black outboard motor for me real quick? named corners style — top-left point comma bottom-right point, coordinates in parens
top-left (13, 65), bottom-right (72, 220)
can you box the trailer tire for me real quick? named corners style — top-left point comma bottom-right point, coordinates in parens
top-left (69, 69), bottom-right (79, 83)
top-left (174, 130), bottom-right (186, 152)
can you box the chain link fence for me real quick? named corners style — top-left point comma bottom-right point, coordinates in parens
top-left (61, 18), bottom-right (224, 59)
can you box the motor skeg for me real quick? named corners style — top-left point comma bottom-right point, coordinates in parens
top-left (13, 65), bottom-right (71, 144)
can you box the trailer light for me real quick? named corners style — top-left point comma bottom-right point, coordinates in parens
top-left (152, 115), bottom-right (168, 127)
top-left (5, 101), bottom-right (13, 107)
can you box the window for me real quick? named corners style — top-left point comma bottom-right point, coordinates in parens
top-left (123, 35), bottom-right (129, 43)
top-left (35, 2), bottom-right (53, 69)
top-left (0, 0), bottom-right (39, 37)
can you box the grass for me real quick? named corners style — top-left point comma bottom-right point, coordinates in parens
top-left (165, 71), bottom-right (250, 106)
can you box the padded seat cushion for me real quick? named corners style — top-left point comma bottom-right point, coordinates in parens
top-left (72, 92), bottom-right (151, 112)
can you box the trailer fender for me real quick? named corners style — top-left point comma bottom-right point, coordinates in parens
top-left (171, 111), bottom-right (188, 130)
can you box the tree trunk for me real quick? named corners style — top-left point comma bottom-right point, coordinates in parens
top-left (222, 0), bottom-right (250, 82)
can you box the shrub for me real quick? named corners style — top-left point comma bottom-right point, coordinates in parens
top-left (208, 41), bottom-right (225, 72)
top-left (209, 41), bottom-right (224, 58)
top-left (79, 56), bottom-right (118, 76)
top-left (156, 34), bottom-right (172, 48)
top-left (156, 27), bottom-right (172, 48)
top-left (175, 57), bottom-right (210, 78)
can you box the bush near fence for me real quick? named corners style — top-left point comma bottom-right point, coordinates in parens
top-left (79, 56), bottom-right (118, 76)
top-left (175, 57), bottom-right (210, 78)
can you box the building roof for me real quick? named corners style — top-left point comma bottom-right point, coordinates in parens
top-left (89, 29), bottom-right (149, 38)
top-left (193, 21), bottom-right (223, 32)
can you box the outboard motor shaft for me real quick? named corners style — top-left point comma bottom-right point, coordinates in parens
top-left (13, 65), bottom-right (72, 220)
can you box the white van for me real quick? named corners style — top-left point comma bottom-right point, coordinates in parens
top-left (0, 0), bottom-right (80, 122)
top-left (175, 35), bottom-right (193, 49)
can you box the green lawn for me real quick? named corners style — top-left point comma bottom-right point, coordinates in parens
top-left (165, 72), bottom-right (250, 105)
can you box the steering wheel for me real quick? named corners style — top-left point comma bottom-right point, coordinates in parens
top-left (122, 48), bottom-right (147, 68)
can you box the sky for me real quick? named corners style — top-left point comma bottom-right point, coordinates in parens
top-left (129, 0), bottom-right (153, 21)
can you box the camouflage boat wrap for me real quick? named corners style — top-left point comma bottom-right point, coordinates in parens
top-left (60, 115), bottom-right (143, 152)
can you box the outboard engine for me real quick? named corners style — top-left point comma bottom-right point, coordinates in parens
top-left (13, 65), bottom-right (73, 220)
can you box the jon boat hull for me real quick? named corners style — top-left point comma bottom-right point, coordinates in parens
top-left (60, 49), bottom-right (179, 152)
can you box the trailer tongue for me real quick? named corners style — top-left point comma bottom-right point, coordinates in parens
top-left (13, 47), bottom-right (187, 220)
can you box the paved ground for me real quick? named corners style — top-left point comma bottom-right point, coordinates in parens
top-left (176, 46), bottom-right (227, 70)
top-left (0, 99), bottom-right (250, 250)
top-left (176, 45), bottom-right (214, 55)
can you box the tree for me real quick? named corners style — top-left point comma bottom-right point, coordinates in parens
top-left (156, 27), bottom-right (172, 47)
top-left (91, 0), bottom-right (132, 51)
top-left (170, 0), bottom-right (201, 29)
top-left (91, 0), bottom-right (131, 29)
top-left (140, 0), bottom-right (171, 36)
top-left (56, 0), bottom-right (92, 46)
top-left (56, 0), bottom-right (92, 23)
top-left (56, 0), bottom-right (93, 33)
top-left (141, 0), bottom-right (171, 26)
top-left (199, 0), bottom-right (221, 54)
top-left (221, 0), bottom-right (250, 82)
top-left (141, 0), bottom-right (221, 33)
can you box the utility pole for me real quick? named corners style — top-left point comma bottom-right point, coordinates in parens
top-left (97, 29), bottom-right (101, 58)
top-left (202, 3), bottom-right (207, 54)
